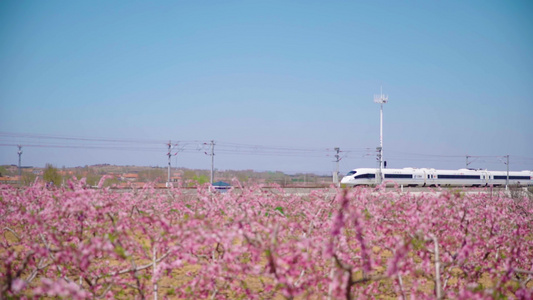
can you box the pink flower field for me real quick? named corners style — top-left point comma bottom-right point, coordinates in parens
top-left (1, 179), bottom-right (532, 299)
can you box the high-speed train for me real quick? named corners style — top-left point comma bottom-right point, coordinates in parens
top-left (340, 168), bottom-right (533, 187)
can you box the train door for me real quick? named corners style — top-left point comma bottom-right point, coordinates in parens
top-left (482, 171), bottom-right (489, 186)
top-left (412, 169), bottom-right (425, 187)
top-left (426, 169), bottom-right (437, 187)
top-left (487, 173), bottom-right (494, 186)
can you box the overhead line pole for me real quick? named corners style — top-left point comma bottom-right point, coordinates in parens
top-left (334, 147), bottom-right (340, 186)
top-left (17, 145), bottom-right (22, 185)
top-left (167, 141), bottom-right (171, 187)
top-left (506, 155), bottom-right (509, 190)
top-left (210, 140), bottom-right (215, 185)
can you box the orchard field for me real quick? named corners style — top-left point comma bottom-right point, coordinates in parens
top-left (1, 178), bottom-right (532, 299)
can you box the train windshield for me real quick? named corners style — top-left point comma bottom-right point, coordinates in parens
top-left (346, 171), bottom-right (357, 176)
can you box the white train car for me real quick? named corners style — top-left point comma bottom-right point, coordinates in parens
top-left (340, 168), bottom-right (533, 187)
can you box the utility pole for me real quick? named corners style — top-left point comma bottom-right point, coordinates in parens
top-left (333, 147), bottom-right (340, 185)
top-left (374, 87), bottom-right (388, 184)
top-left (167, 141), bottom-right (172, 187)
top-left (210, 140), bottom-right (215, 185)
top-left (17, 145), bottom-right (22, 185)
top-left (505, 155), bottom-right (509, 190)
top-left (466, 155), bottom-right (470, 168)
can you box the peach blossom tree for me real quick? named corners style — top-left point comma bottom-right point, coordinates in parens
top-left (1, 179), bottom-right (532, 299)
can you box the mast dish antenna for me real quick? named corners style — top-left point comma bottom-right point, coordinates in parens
top-left (374, 86), bottom-right (388, 104)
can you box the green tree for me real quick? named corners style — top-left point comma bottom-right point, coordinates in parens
top-left (236, 173), bottom-right (249, 183)
top-left (102, 177), bottom-right (120, 188)
top-left (21, 172), bottom-right (37, 186)
top-left (43, 164), bottom-right (62, 186)
top-left (86, 174), bottom-right (102, 187)
top-left (182, 169), bottom-right (197, 182)
top-left (193, 175), bottom-right (209, 185)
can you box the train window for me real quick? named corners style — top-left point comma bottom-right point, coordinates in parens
top-left (494, 175), bottom-right (530, 180)
top-left (384, 174), bottom-right (412, 179)
top-left (347, 171), bottom-right (357, 176)
top-left (437, 175), bottom-right (480, 179)
top-left (354, 173), bottom-right (375, 179)
top-left (357, 174), bottom-right (376, 179)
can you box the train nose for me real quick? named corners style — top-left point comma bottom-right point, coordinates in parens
top-left (340, 176), bottom-right (351, 184)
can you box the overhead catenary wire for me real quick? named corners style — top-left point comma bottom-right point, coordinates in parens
top-left (0, 132), bottom-right (375, 156)
top-left (1, 132), bottom-right (532, 170)
top-left (0, 131), bottom-right (168, 145)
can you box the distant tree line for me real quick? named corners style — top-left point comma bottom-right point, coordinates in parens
top-left (2, 164), bottom-right (332, 188)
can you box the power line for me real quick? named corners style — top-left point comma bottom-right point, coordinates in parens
top-left (1, 132), bottom-right (532, 170)
top-left (0, 131), bottom-right (167, 145)
top-left (2, 141), bottom-right (532, 165)
top-left (0, 143), bottom-right (164, 152)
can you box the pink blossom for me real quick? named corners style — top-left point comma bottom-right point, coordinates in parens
top-left (0, 179), bottom-right (531, 298)
top-left (11, 278), bottom-right (26, 293)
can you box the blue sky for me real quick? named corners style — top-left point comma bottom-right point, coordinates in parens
top-left (1, 0), bottom-right (532, 174)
